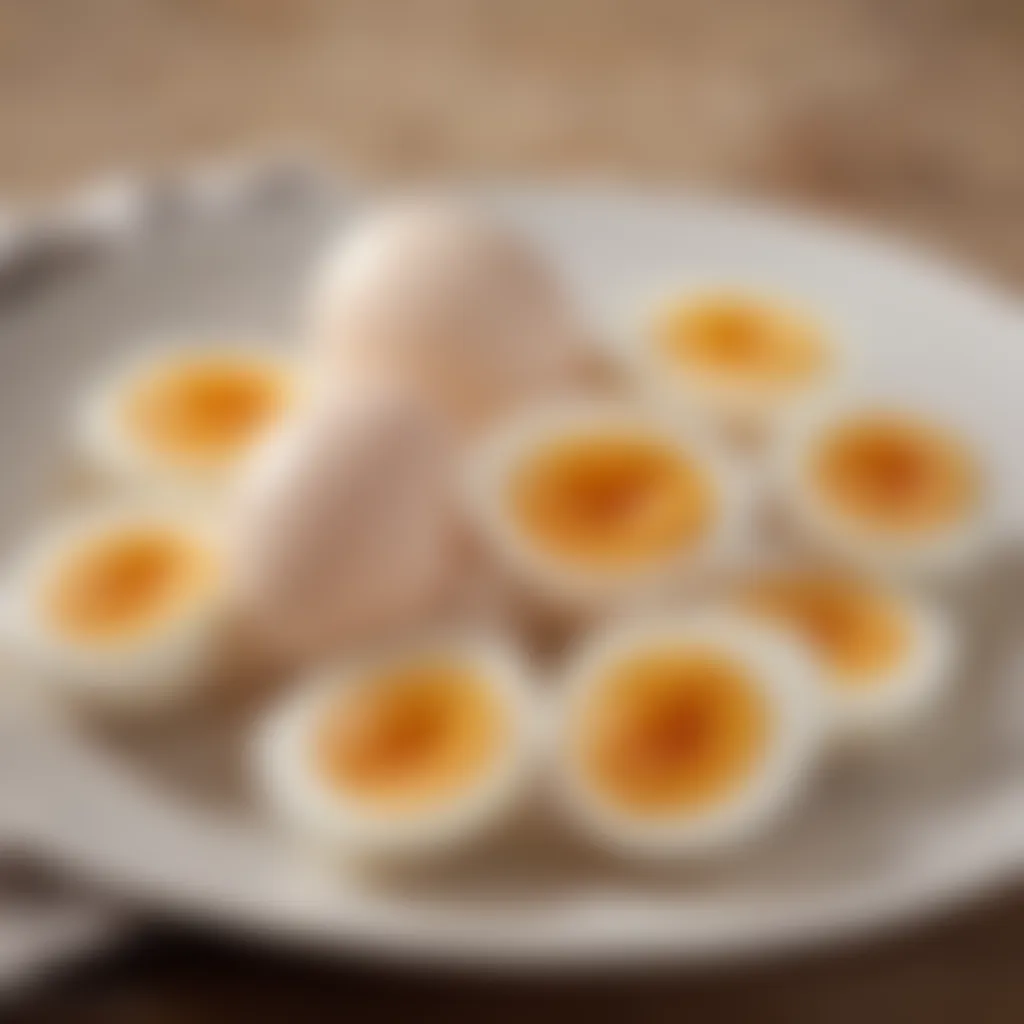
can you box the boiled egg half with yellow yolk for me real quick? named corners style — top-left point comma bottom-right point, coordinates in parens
top-left (1, 502), bottom-right (224, 712)
top-left (629, 286), bottom-right (847, 437)
top-left (736, 570), bottom-right (954, 744)
top-left (777, 404), bottom-right (991, 576)
top-left (256, 637), bottom-right (540, 861)
top-left (79, 343), bottom-right (298, 490)
top-left (554, 612), bottom-right (821, 858)
top-left (468, 402), bottom-right (749, 608)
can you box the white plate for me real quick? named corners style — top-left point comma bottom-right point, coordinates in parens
top-left (1, 174), bottom-right (1023, 968)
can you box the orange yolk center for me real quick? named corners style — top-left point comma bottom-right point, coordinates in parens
top-left (315, 663), bottom-right (505, 813)
top-left (45, 528), bottom-right (216, 643)
top-left (125, 355), bottom-right (291, 467)
top-left (814, 415), bottom-right (977, 532)
top-left (741, 576), bottom-right (908, 686)
top-left (579, 648), bottom-right (769, 816)
top-left (510, 435), bottom-right (713, 569)
top-left (657, 295), bottom-right (826, 387)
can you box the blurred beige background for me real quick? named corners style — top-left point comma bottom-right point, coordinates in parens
top-left (3, 1), bottom-right (1024, 1019)
top-left (1, 0), bottom-right (1023, 285)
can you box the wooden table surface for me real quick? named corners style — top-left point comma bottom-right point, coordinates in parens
top-left (3, 1), bottom-right (1024, 1020)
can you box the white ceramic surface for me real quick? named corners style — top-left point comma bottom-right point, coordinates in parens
top-left (1, 174), bottom-right (1023, 967)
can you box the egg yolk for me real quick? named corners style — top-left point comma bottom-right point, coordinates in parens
top-left (741, 575), bottom-right (908, 687)
top-left (578, 647), bottom-right (769, 817)
top-left (45, 527), bottom-right (216, 644)
top-left (510, 434), bottom-right (713, 569)
top-left (314, 662), bottom-right (505, 814)
top-left (656, 294), bottom-right (826, 388)
top-left (813, 414), bottom-right (977, 533)
top-left (124, 354), bottom-right (292, 467)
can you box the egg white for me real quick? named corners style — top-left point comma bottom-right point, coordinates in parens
top-left (616, 282), bottom-right (852, 439)
top-left (255, 635), bottom-right (542, 862)
top-left (774, 400), bottom-right (998, 578)
top-left (553, 611), bottom-right (823, 860)
top-left (76, 342), bottom-right (298, 492)
top-left (0, 500), bottom-right (225, 714)
top-left (465, 399), bottom-right (753, 610)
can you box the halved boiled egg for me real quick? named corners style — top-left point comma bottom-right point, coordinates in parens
top-left (554, 612), bottom-right (821, 859)
top-left (628, 286), bottom-right (847, 437)
top-left (467, 401), bottom-right (749, 608)
top-left (0, 502), bottom-right (225, 712)
top-left (79, 343), bottom-right (299, 490)
top-left (735, 570), bottom-right (954, 743)
top-left (777, 403), bottom-right (992, 576)
top-left (256, 637), bottom-right (540, 861)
